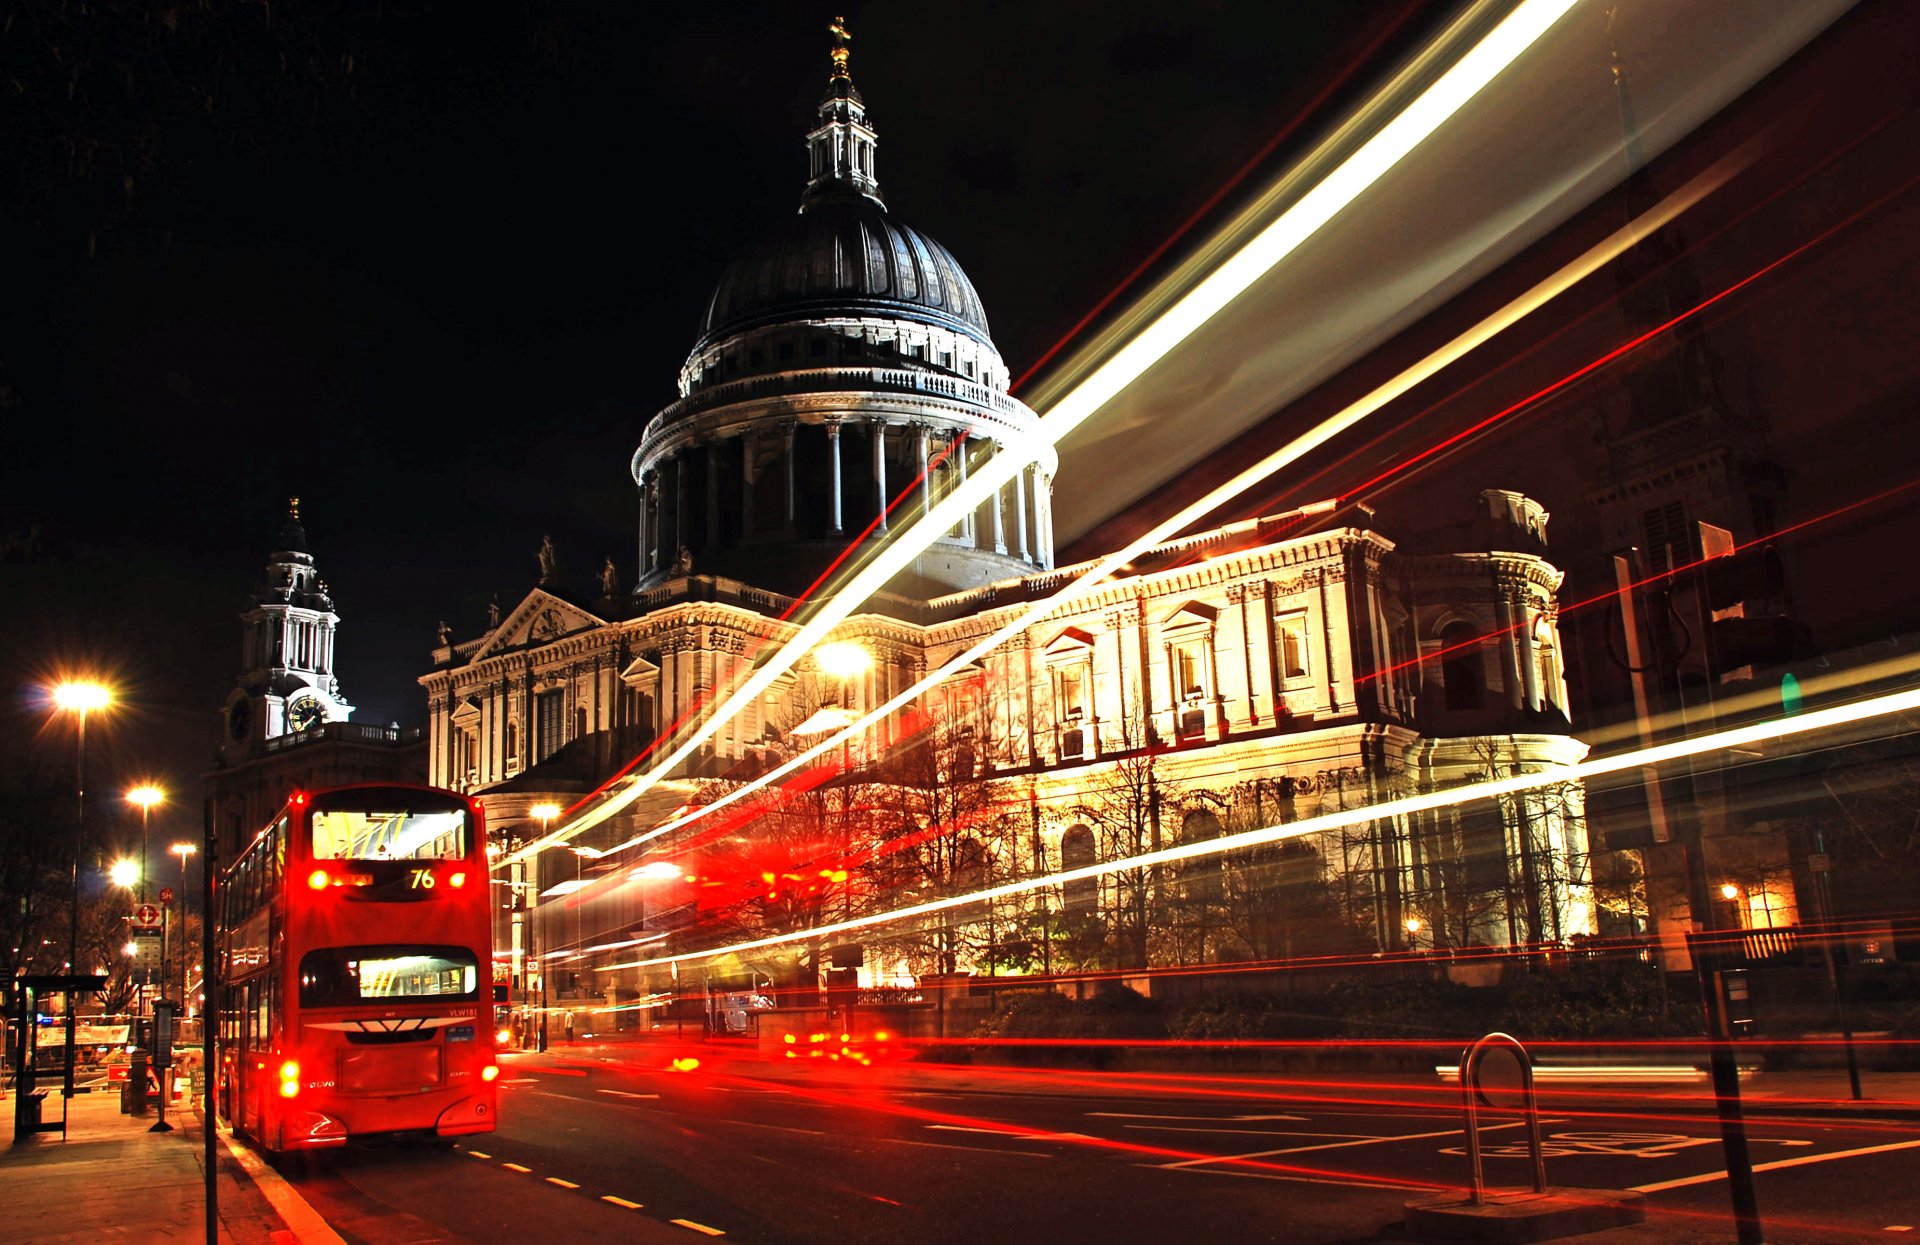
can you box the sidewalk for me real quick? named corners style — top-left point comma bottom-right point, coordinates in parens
top-left (2, 1089), bottom-right (292, 1245)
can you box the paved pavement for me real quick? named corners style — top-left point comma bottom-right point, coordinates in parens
top-left (1, 1086), bottom-right (290, 1245)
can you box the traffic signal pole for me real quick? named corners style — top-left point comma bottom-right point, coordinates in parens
top-left (1616, 549), bottom-right (1765, 1244)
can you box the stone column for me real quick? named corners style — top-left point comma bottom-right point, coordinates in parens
top-left (953, 437), bottom-right (969, 544)
top-left (673, 455), bottom-right (687, 566)
top-left (827, 422), bottom-right (844, 534)
top-left (1013, 464), bottom-right (1031, 561)
top-left (741, 432), bottom-right (756, 537)
top-left (706, 441), bottom-right (722, 549)
top-left (783, 423), bottom-right (797, 532)
top-left (989, 448), bottom-right (1007, 554)
top-left (871, 421), bottom-right (889, 532)
top-left (636, 472), bottom-right (649, 583)
top-left (917, 425), bottom-right (932, 521)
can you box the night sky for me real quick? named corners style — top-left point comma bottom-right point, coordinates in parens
top-left (2, 3), bottom-right (1439, 812)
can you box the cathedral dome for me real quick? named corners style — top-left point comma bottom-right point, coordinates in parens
top-left (695, 199), bottom-right (992, 350)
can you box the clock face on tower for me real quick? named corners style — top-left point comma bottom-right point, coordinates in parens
top-left (287, 694), bottom-right (323, 733)
top-left (228, 698), bottom-right (252, 741)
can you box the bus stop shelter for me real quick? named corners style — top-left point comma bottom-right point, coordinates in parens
top-left (9, 974), bottom-right (108, 1142)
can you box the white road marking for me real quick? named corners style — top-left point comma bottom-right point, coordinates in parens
top-left (1152, 1160), bottom-right (1446, 1193)
top-left (1127, 1125), bottom-right (1380, 1139)
top-left (1884, 1226), bottom-right (1912, 1233)
top-left (596, 1089), bottom-right (661, 1099)
top-left (1633, 1138), bottom-right (1920, 1193)
top-left (545, 1177), bottom-right (580, 1189)
top-left (503, 1078), bottom-right (540, 1085)
top-left (926, 1124), bottom-right (1092, 1142)
top-left (1090, 1122), bottom-right (1313, 1129)
top-left (602, 1195), bottom-right (644, 1210)
top-left (502, 1162), bottom-right (532, 1173)
top-left (466, 1150), bottom-right (492, 1159)
top-left (671, 1219), bottom-right (726, 1236)
top-left (1160, 1119), bottom-right (1530, 1170)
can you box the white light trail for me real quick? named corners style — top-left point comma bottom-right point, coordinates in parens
top-left (503, 0), bottom-right (1582, 868)
top-left (598, 686), bottom-right (1920, 972)
top-left (588, 136), bottom-right (1747, 863)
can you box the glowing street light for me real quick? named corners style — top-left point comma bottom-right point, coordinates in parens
top-left (109, 859), bottom-right (141, 889)
top-left (171, 843), bottom-right (198, 1009)
top-left (49, 678), bottom-right (111, 1104)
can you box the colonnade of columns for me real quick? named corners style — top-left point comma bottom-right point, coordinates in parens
top-left (635, 416), bottom-right (1053, 581)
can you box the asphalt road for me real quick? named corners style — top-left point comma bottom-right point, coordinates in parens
top-left (275, 1048), bottom-right (1920, 1245)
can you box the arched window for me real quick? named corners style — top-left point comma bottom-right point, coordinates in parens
top-left (1060, 824), bottom-right (1097, 913)
top-left (1440, 622), bottom-right (1484, 711)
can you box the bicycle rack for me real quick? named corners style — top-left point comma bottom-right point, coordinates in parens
top-left (1460, 1031), bottom-right (1546, 1203)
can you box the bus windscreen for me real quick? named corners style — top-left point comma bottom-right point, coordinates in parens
top-left (311, 808), bottom-right (468, 861)
top-left (298, 945), bottom-right (480, 1007)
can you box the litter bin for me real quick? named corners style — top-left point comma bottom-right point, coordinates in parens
top-left (123, 1051), bottom-right (150, 1115)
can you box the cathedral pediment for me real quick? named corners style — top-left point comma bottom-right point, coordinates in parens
top-left (471, 589), bottom-right (608, 660)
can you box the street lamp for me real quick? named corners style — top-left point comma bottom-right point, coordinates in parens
top-left (170, 844), bottom-right (197, 1012)
top-left (528, 803), bottom-right (562, 1052)
top-left (109, 859), bottom-right (141, 890)
top-left (50, 679), bottom-right (111, 1104)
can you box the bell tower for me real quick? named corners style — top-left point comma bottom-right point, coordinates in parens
top-left (220, 498), bottom-right (355, 759)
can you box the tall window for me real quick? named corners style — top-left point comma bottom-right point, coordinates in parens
top-left (1171, 636), bottom-right (1209, 701)
top-left (535, 690), bottom-right (565, 762)
top-left (1054, 661), bottom-right (1087, 722)
top-left (1642, 500), bottom-right (1697, 572)
top-left (504, 721), bottom-right (519, 761)
top-left (1275, 611), bottom-right (1310, 681)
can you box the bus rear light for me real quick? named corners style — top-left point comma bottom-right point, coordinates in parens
top-left (308, 869), bottom-right (330, 890)
top-left (278, 1060), bottom-right (301, 1098)
top-left (448, 872), bottom-right (467, 888)
top-left (480, 1065), bottom-right (499, 1082)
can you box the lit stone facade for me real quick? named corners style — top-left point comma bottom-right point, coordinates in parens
top-left (417, 43), bottom-right (1593, 1011)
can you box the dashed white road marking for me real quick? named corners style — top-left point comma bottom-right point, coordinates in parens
top-left (466, 1150), bottom-right (492, 1159)
top-left (1159, 1119), bottom-right (1531, 1170)
top-left (671, 1219), bottom-right (726, 1236)
top-left (545, 1177), bottom-right (580, 1189)
top-left (1884, 1226), bottom-right (1913, 1233)
top-left (1633, 1137), bottom-right (1920, 1193)
top-left (502, 1162), bottom-right (532, 1173)
top-left (1128, 1125), bottom-right (1379, 1139)
top-left (602, 1195), bottom-right (644, 1210)
top-left (596, 1088), bottom-right (661, 1099)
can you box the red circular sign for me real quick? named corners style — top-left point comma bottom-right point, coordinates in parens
top-left (159, 887), bottom-right (175, 905)
top-left (134, 904), bottom-right (161, 928)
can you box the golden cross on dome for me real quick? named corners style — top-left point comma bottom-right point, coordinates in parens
top-left (828, 15), bottom-right (851, 81)
top-left (289, 496), bottom-right (301, 521)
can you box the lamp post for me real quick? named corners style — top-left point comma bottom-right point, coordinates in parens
top-left (128, 786), bottom-right (165, 1010)
top-left (529, 803), bottom-right (562, 1053)
top-left (170, 844), bottom-right (197, 1013)
top-left (50, 680), bottom-right (110, 1104)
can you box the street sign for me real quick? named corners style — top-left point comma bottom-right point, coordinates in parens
top-left (159, 886), bottom-right (175, 905)
top-left (1807, 853), bottom-right (1830, 874)
top-left (133, 903), bottom-right (161, 929)
top-left (132, 930), bottom-right (162, 972)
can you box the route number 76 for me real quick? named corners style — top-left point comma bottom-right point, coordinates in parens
top-left (408, 868), bottom-right (437, 890)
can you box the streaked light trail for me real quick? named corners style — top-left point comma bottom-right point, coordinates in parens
top-left (501, 0), bottom-right (1581, 868)
top-left (599, 684), bottom-right (1920, 972)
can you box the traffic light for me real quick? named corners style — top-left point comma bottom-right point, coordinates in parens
top-left (1692, 524), bottom-right (1812, 682)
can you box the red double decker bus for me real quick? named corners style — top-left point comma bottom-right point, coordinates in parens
top-left (217, 783), bottom-right (499, 1151)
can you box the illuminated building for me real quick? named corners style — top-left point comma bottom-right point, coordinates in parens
top-left (207, 502), bottom-right (425, 860)
top-left (418, 34), bottom-right (1594, 1007)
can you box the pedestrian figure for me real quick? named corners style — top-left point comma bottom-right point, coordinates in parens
top-left (564, 1010), bottom-right (575, 1044)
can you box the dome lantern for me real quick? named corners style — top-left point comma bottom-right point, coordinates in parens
top-left (802, 16), bottom-right (883, 212)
